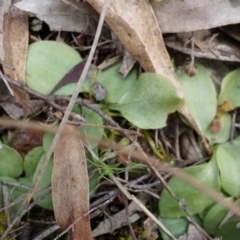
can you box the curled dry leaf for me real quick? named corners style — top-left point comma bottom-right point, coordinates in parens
top-left (87, 0), bottom-right (211, 153)
top-left (52, 124), bottom-right (92, 240)
top-left (0, 0), bottom-right (10, 60)
top-left (2, 1), bottom-right (29, 114)
top-left (87, 0), bottom-right (181, 94)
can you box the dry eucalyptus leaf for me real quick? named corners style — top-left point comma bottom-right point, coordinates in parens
top-left (3, 1), bottom-right (29, 114)
top-left (62, 0), bottom-right (98, 16)
top-left (3, 2), bottom-right (28, 81)
top-left (0, 100), bottom-right (23, 119)
top-left (52, 124), bottom-right (92, 240)
top-left (152, 0), bottom-right (240, 33)
top-left (0, 99), bottom-right (44, 119)
top-left (87, 0), bottom-right (182, 95)
top-left (87, 0), bottom-right (210, 153)
top-left (92, 193), bottom-right (148, 237)
top-left (15, 0), bottom-right (95, 34)
top-left (0, 0), bottom-right (11, 61)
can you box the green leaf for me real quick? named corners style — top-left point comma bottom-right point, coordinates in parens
top-left (0, 177), bottom-right (29, 220)
top-left (204, 113), bottom-right (231, 144)
top-left (216, 137), bottom-right (240, 197)
top-left (199, 203), bottom-right (215, 220)
top-left (0, 177), bottom-right (18, 207)
top-left (218, 68), bottom-right (240, 108)
top-left (26, 41), bottom-right (82, 95)
top-left (203, 197), bottom-right (233, 235)
top-left (159, 156), bottom-right (220, 218)
top-left (97, 62), bottom-right (137, 104)
top-left (0, 145), bottom-right (23, 179)
top-left (10, 178), bottom-right (32, 219)
top-left (0, 177), bottom-right (30, 220)
top-left (32, 153), bottom-right (53, 211)
top-left (24, 146), bottom-right (44, 178)
top-left (111, 72), bottom-right (183, 129)
top-left (158, 215), bottom-right (202, 240)
top-left (177, 64), bottom-right (217, 133)
top-left (158, 217), bottom-right (188, 240)
top-left (215, 218), bottom-right (240, 240)
top-left (89, 170), bottom-right (100, 198)
top-left (77, 106), bottom-right (104, 149)
top-left (42, 133), bottom-right (54, 152)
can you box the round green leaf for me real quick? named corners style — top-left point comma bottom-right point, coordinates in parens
top-left (26, 41), bottom-right (82, 95)
top-left (10, 178), bottom-right (31, 219)
top-left (24, 146), bottom-right (44, 178)
top-left (218, 68), bottom-right (240, 108)
top-left (42, 133), bottom-right (54, 152)
top-left (199, 203), bottom-right (215, 220)
top-left (216, 137), bottom-right (240, 197)
top-left (159, 157), bottom-right (220, 218)
top-left (0, 177), bottom-right (18, 207)
top-left (158, 217), bottom-right (188, 240)
top-left (204, 113), bottom-right (231, 145)
top-left (0, 177), bottom-right (29, 220)
top-left (111, 72), bottom-right (183, 129)
top-left (177, 64), bottom-right (217, 133)
top-left (97, 62), bottom-right (137, 104)
top-left (215, 218), bottom-right (240, 240)
top-left (203, 197), bottom-right (233, 235)
top-left (78, 106), bottom-right (104, 149)
top-left (0, 145), bottom-right (23, 179)
top-left (32, 153), bottom-right (53, 211)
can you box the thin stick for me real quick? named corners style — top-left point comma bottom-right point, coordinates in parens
top-left (32, 225), bottom-right (60, 240)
